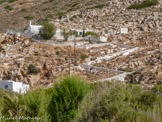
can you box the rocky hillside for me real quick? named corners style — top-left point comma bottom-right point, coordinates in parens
top-left (0, 0), bottom-right (161, 32)
top-left (55, 0), bottom-right (162, 35)
top-left (0, 33), bottom-right (90, 88)
top-left (0, 33), bottom-right (161, 88)
top-left (0, 0), bottom-right (104, 32)
top-left (0, 0), bottom-right (161, 88)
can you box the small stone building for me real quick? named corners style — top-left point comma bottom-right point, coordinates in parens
top-left (0, 80), bottom-right (29, 94)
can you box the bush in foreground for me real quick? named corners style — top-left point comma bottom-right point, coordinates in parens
top-left (0, 77), bottom-right (161, 122)
top-left (75, 82), bottom-right (161, 122)
top-left (48, 76), bottom-right (89, 122)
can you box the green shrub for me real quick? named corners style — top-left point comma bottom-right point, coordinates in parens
top-left (57, 12), bottom-right (65, 19)
top-left (34, 52), bottom-right (40, 56)
top-left (127, 0), bottom-right (158, 9)
top-left (8, 0), bottom-right (18, 3)
top-left (4, 6), bottom-right (13, 10)
top-left (42, 1), bottom-right (48, 4)
top-left (28, 64), bottom-right (40, 74)
top-left (20, 8), bottom-right (26, 12)
top-left (155, 71), bottom-right (158, 75)
top-left (71, 2), bottom-right (79, 7)
top-left (151, 85), bottom-right (162, 94)
top-left (119, 68), bottom-right (133, 72)
top-left (64, 2), bottom-right (79, 13)
top-left (0, 87), bottom-right (51, 121)
top-left (0, 1), bottom-right (5, 4)
top-left (24, 16), bottom-right (34, 20)
top-left (84, 31), bottom-right (98, 37)
top-left (61, 29), bottom-right (78, 41)
top-left (38, 18), bottom-right (49, 25)
top-left (48, 76), bottom-right (89, 122)
top-left (80, 54), bottom-right (89, 60)
top-left (1, 94), bottom-right (19, 117)
top-left (87, 4), bottom-right (105, 9)
top-left (55, 50), bottom-right (60, 55)
top-left (22, 89), bottom-right (49, 121)
top-left (0, 80), bottom-right (161, 122)
top-left (42, 8), bottom-right (50, 11)
top-left (138, 92), bottom-right (157, 108)
top-left (39, 22), bottom-right (55, 40)
top-left (67, 7), bottom-right (79, 13)
top-left (75, 82), bottom-right (161, 122)
top-left (19, 2), bottom-right (24, 5)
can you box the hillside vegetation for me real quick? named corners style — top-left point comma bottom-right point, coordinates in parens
top-left (127, 0), bottom-right (158, 9)
top-left (0, 0), bottom-right (161, 32)
top-left (0, 0), bottom-right (106, 32)
top-left (0, 76), bottom-right (161, 122)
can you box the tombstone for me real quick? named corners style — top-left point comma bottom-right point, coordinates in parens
top-left (119, 28), bottom-right (128, 34)
top-left (91, 68), bottom-right (97, 74)
top-left (100, 36), bottom-right (107, 42)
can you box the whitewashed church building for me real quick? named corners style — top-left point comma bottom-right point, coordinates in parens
top-left (28, 21), bottom-right (43, 34)
top-left (0, 80), bottom-right (29, 94)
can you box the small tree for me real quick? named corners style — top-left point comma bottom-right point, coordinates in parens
top-left (62, 29), bottom-right (78, 41)
top-left (48, 76), bottom-right (89, 122)
top-left (84, 31), bottom-right (100, 43)
top-left (22, 89), bottom-right (49, 121)
top-left (28, 64), bottom-right (40, 74)
top-left (39, 22), bottom-right (55, 40)
top-left (80, 54), bottom-right (89, 60)
top-left (84, 31), bottom-right (98, 37)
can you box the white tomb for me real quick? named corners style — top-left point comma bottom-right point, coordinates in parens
top-left (100, 36), bottom-right (108, 42)
top-left (54, 29), bottom-right (64, 40)
top-left (0, 80), bottom-right (29, 94)
top-left (119, 28), bottom-right (128, 34)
